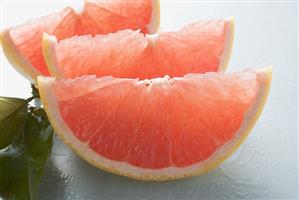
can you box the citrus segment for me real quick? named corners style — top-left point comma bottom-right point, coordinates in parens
top-left (38, 66), bottom-right (272, 180)
top-left (2, 8), bottom-right (77, 81)
top-left (1, 1), bottom-right (160, 82)
top-left (76, 0), bottom-right (159, 35)
top-left (44, 18), bottom-right (234, 80)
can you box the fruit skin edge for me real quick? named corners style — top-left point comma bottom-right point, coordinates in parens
top-left (195, 66), bottom-right (273, 176)
top-left (220, 17), bottom-right (235, 72)
top-left (1, 30), bottom-right (40, 83)
top-left (42, 33), bottom-right (62, 79)
top-left (146, 0), bottom-right (161, 34)
top-left (37, 66), bottom-right (272, 181)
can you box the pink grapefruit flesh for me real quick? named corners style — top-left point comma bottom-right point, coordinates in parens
top-left (44, 18), bottom-right (234, 80)
top-left (1, 1), bottom-right (160, 82)
top-left (76, 0), bottom-right (160, 35)
top-left (38, 66), bottom-right (272, 181)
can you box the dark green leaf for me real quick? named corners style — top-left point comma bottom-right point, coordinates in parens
top-left (0, 97), bottom-right (28, 149)
top-left (0, 130), bottom-right (30, 199)
top-left (0, 108), bottom-right (54, 200)
top-left (25, 108), bottom-right (54, 200)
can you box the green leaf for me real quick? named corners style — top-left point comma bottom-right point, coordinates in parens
top-left (25, 108), bottom-right (54, 200)
top-left (0, 130), bottom-right (30, 199)
top-left (0, 97), bottom-right (28, 149)
top-left (0, 108), bottom-right (54, 200)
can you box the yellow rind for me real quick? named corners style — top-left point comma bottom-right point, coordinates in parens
top-left (42, 33), bottom-right (64, 78)
top-left (1, 29), bottom-right (40, 83)
top-left (219, 16), bottom-right (235, 72)
top-left (147, 0), bottom-right (161, 34)
top-left (38, 67), bottom-right (272, 181)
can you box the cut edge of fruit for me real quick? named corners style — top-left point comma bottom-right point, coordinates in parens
top-left (146, 0), bottom-right (161, 34)
top-left (197, 65), bottom-right (273, 175)
top-left (42, 33), bottom-right (63, 79)
top-left (38, 66), bottom-right (272, 181)
top-left (219, 16), bottom-right (235, 72)
top-left (1, 29), bottom-right (40, 83)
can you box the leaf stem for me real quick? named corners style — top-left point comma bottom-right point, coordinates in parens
top-left (25, 97), bottom-right (35, 103)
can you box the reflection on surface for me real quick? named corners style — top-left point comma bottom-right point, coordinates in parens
top-left (38, 158), bottom-right (68, 199)
top-left (38, 137), bottom-right (267, 200)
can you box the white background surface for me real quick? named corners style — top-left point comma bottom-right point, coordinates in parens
top-left (1, 1), bottom-right (298, 199)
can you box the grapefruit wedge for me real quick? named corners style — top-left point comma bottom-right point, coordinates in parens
top-left (43, 18), bottom-right (234, 79)
top-left (38, 66), bottom-right (272, 181)
top-left (1, 0), bottom-right (160, 82)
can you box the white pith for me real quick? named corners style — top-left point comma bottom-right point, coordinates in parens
top-left (38, 67), bottom-right (272, 181)
top-left (145, 32), bottom-right (160, 44)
